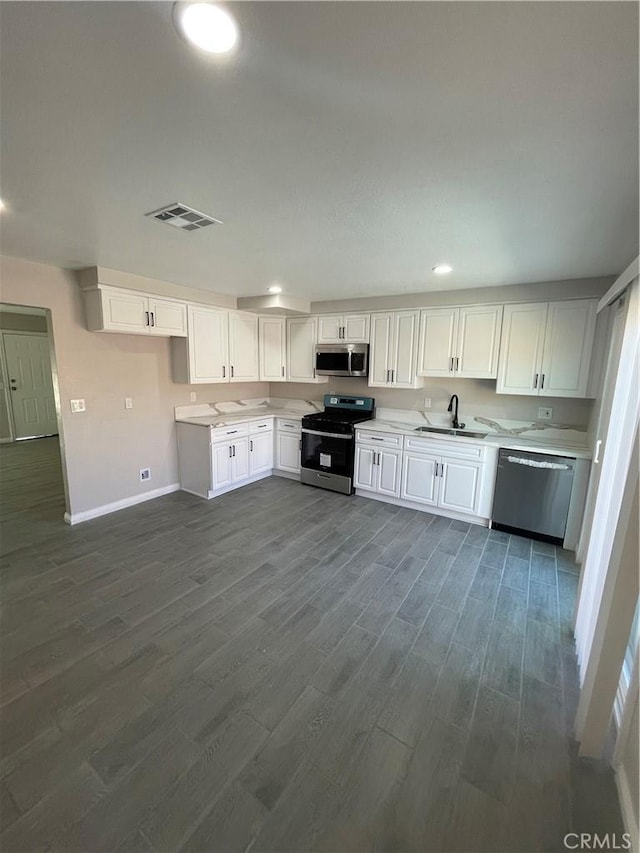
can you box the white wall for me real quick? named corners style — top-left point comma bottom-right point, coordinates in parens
top-left (0, 255), bottom-right (269, 517)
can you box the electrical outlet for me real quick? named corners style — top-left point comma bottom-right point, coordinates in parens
top-left (538, 406), bottom-right (553, 420)
top-left (190, 392), bottom-right (197, 402)
top-left (424, 397), bottom-right (432, 408)
top-left (139, 468), bottom-right (151, 482)
top-left (125, 397), bottom-right (133, 410)
top-left (70, 399), bottom-right (86, 413)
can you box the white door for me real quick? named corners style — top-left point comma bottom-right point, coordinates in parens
top-left (287, 317), bottom-right (323, 383)
top-left (438, 459), bottom-right (482, 515)
top-left (228, 312), bottom-right (259, 382)
top-left (456, 305), bottom-right (503, 379)
top-left (148, 297), bottom-right (187, 337)
top-left (3, 333), bottom-right (58, 439)
top-left (539, 300), bottom-right (597, 398)
top-left (101, 288), bottom-right (149, 333)
top-left (276, 431), bottom-right (301, 473)
top-left (231, 437), bottom-right (250, 482)
top-left (377, 448), bottom-right (402, 497)
top-left (343, 314), bottom-right (370, 343)
top-left (316, 315), bottom-right (342, 343)
top-left (188, 305), bottom-right (229, 384)
top-left (354, 444), bottom-right (377, 491)
top-left (496, 303), bottom-right (548, 395)
top-left (211, 442), bottom-right (233, 490)
top-left (417, 308), bottom-right (457, 377)
top-left (259, 317), bottom-right (286, 381)
top-left (368, 313), bottom-right (394, 387)
top-left (249, 431), bottom-right (273, 476)
top-left (401, 452), bottom-right (439, 506)
top-left (392, 310), bottom-right (421, 388)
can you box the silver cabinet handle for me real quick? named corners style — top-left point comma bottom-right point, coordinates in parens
top-left (301, 428), bottom-right (351, 440)
top-left (145, 311), bottom-right (150, 326)
top-left (534, 373), bottom-right (538, 389)
top-left (594, 439), bottom-right (602, 464)
top-left (540, 373), bottom-right (545, 389)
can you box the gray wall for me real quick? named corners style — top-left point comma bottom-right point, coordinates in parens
top-left (277, 378), bottom-right (594, 428)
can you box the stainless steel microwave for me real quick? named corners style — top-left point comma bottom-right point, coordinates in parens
top-left (314, 344), bottom-right (369, 377)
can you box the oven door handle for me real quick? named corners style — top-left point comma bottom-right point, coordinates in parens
top-left (301, 428), bottom-right (352, 440)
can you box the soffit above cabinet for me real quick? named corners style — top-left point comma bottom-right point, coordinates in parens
top-left (236, 294), bottom-right (311, 316)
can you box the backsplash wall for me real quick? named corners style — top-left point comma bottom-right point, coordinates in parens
top-left (274, 379), bottom-right (594, 428)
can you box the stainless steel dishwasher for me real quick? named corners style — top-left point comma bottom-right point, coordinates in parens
top-left (491, 448), bottom-right (576, 544)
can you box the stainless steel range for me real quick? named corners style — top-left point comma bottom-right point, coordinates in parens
top-left (300, 395), bottom-right (375, 495)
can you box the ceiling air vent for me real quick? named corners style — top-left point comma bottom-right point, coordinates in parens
top-left (145, 203), bottom-right (222, 231)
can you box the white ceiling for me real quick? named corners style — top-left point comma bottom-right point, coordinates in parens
top-left (1, 1), bottom-right (637, 301)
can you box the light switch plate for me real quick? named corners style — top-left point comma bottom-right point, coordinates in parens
top-left (424, 397), bottom-right (432, 408)
top-left (190, 392), bottom-right (197, 402)
top-left (70, 399), bottom-right (86, 413)
top-left (538, 406), bottom-right (553, 420)
top-left (125, 397), bottom-right (133, 410)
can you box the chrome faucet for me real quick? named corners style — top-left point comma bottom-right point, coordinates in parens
top-left (447, 394), bottom-right (463, 430)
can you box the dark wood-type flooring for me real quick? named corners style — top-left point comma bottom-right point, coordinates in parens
top-left (0, 437), bottom-right (624, 852)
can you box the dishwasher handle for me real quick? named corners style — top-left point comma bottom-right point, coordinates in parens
top-left (504, 455), bottom-right (572, 471)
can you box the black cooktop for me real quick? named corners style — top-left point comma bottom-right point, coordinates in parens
top-left (302, 395), bottom-right (375, 432)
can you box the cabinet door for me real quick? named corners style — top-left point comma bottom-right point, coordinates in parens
top-left (456, 305), bottom-right (503, 379)
top-left (228, 312), bottom-right (259, 382)
top-left (344, 314), bottom-right (370, 343)
top-left (231, 437), bottom-right (250, 482)
top-left (377, 448), bottom-right (402, 497)
top-left (188, 305), bottom-right (229, 384)
top-left (539, 300), bottom-right (597, 398)
top-left (211, 442), bottom-right (233, 490)
top-left (392, 310), bottom-right (421, 388)
top-left (401, 452), bottom-right (439, 506)
top-left (368, 313), bottom-right (394, 387)
top-left (249, 431), bottom-right (274, 476)
top-left (316, 315), bottom-right (342, 343)
top-left (287, 317), bottom-right (326, 383)
top-left (417, 308), bottom-right (457, 377)
top-left (277, 431), bottom-right (301, 473)
top-left (353, 445), bottom-right (377, 492)
top-left (259, 317), bottom-right (286, 382)
top-left (438, 459), bottom-right (482, 515)
top-left (148, 297), bottom-right (187, 337)
top-left (496, 303), bottom-right (547, 396)
top-left (101, 288), bottom-right (149, 334)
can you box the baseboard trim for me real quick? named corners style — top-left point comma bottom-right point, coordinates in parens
top-left (64, 483), bottom-right (181, 525)
top-left (615, 766), bottom-right (639, 853)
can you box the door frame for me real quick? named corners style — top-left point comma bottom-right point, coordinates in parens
top-left (0, 329), bottom-right (55, 441)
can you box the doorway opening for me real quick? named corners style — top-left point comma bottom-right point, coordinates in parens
top-left (0, 303), bottom-right (69, 556)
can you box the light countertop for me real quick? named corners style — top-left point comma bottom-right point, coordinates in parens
top-left (175, 408), bottom-right (306, 428)
top-left (356, 418), bottom-right (593, 460)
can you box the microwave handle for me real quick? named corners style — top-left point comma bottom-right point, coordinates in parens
top-left (347, 350), bottom-right (352, 375)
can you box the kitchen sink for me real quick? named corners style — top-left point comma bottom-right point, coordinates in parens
top-left (414, 426), bottom-right (488, 439)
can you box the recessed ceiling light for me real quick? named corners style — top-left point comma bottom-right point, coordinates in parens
top-left (432, 264), bottom-right (453, 275)
top-left (175, 3), bottom-right (239, 55)
top-left (267, 285), bottom-right (282, 294)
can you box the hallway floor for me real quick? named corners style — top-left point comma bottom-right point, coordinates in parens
top-left (0, 438), bottom-right (625, 852)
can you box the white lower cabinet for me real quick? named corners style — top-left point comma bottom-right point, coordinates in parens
top-left (212, 438), bottom-right (250, 490)
top-left (249, 430), bottom-right (274, 476)
top-left (355, 430), bottom-right (497, 522)
top-left (275, 419), bottom-right (302, 475)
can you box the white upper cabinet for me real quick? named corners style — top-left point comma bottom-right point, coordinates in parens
top-left (497, 299), bottom-right (597, 397)
top-left (417, 305), bottom-right (503, 379)
top-left (316, 313), bottom-right (370, 343)
top-left (259, 316), bottom-right (287, 382)
top-left (286, 317), bottom-right (328, 384)
top-left (228, 312), bottom-right (259, 382)
top-left (172, 306), bottom-right (260, 384)
top-left (369, 310), bottom-right (422, 389)
top-left (84, 286), bottom-right (187, 337)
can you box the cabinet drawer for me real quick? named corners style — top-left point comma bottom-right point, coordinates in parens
top-left (249, 418), bottom-right (274, 434)
top-left (210, 422), bottom-right (249, 442)
top-left (277, 418), bottom-right (301, 432)
top-left (355, 430), bottom-right (403, 448)
top-left (404, 435), bottom-right (485, 461)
